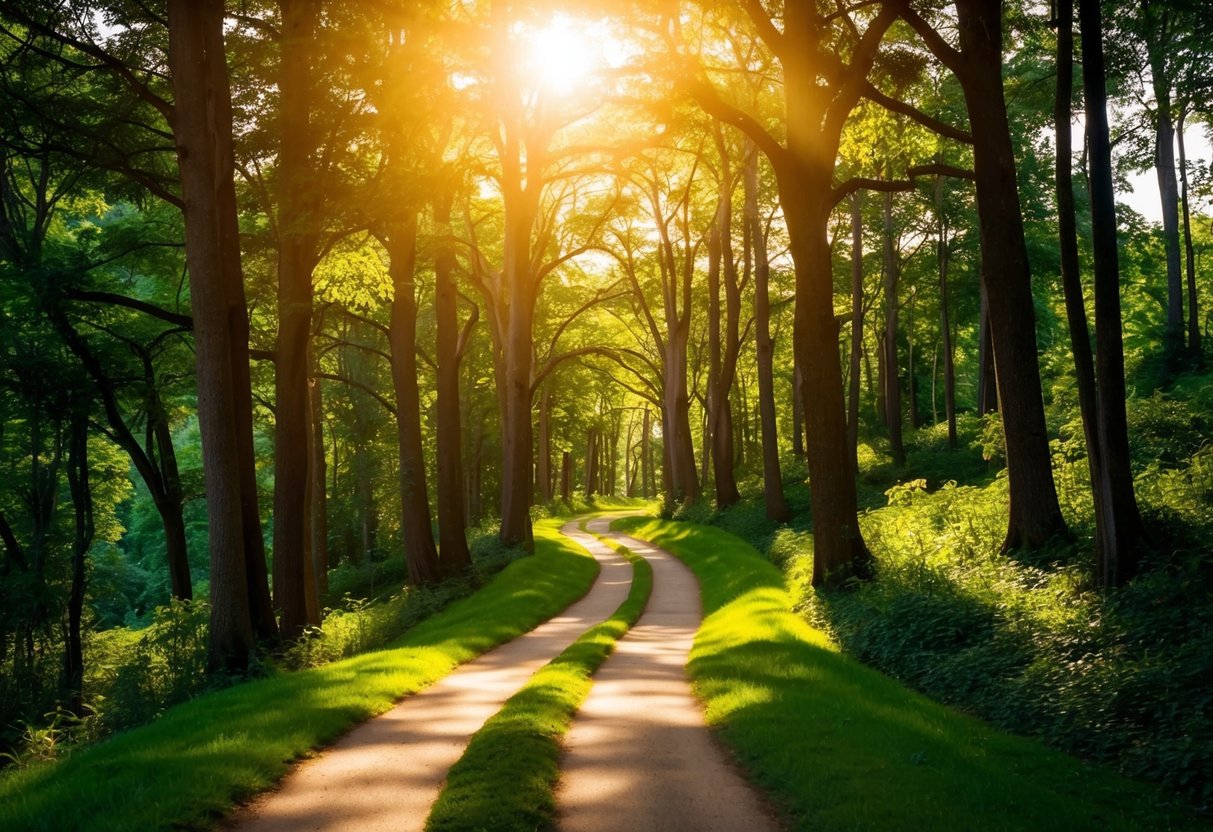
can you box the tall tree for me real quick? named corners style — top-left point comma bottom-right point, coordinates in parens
top-left (1078, 0), bottom-right (1145, 585)
top-left (271, 0), bottom-right (322, 637)
top-left (167, 0), bottom-right (277, 669)
top-left (745, 141), bottom-right (790, 520)
top-left (905, 0), bottom-right (1068, 551)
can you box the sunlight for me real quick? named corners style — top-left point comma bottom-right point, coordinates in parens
top-left (518, 15), bottom-right (598, 95)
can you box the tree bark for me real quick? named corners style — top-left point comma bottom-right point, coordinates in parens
top-left (708, 131), bottom-right (741, 509)
top-left (560, 450), bottom-right (572, 502)
top-left (434, 191), bottom-right (472, 574)
top-left (1177, 111), bottom-right (1201, 358)
top-left (1054, 0), bottom-right (1107, 561)
top-left (585, 427), bottom-right (599, 499)
top-left (934, 177), bottom-right (957, 448)
top-left (386, 214), bottom-right (443, 586)
top-left (746, 144), bottom-right (790, 521)
top-left (976, 283), bottom-right (998, 416)
top-left (881, 191), bottom-right (905, 466)
top-left (956, 0), bottom-right (1067, 551)
top-left (1079, 0), bottom-right (1145, 586)
top-left (63, 406), bottom-right (93, 716)
top-left (309, 373), bottom-right (329, 599)
top-left (271, 0), bottom-right (322, 638)
top-left (167, 0), bottom-right (267, 670)
top-left (536, 385), bottom-right (553, 504)
top-left (848, 192), bottom-right (864, 468)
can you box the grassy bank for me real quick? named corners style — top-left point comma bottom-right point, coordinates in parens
top-left (426, 523), bottom-right (652, 832)
top-left (0, 519), bottom-right (599, 832)
top-left (614, 516), bottom-right (1200, 831)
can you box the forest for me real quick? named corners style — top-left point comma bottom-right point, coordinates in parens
top-left (0, 0), bottom-right (1211, 829)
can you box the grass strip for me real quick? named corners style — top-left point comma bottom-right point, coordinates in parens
top-left (612, 516), bottom-right (1201, 832)
top-left (425, 522), bottom-right (653, 832)
top-left (0, 519), bottom-right (599, 832)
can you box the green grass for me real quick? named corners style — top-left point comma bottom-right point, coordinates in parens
top-left (612, 516), bottom-right (1201, 832)
top-left (0, 519), bottom-right (599, 832)
top-left (425, 521), bottom-right (653, 832)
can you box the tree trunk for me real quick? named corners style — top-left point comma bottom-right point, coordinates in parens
top-left (536, 385), bottom-right (553, 504)
top-left (935, 177), bottom-right (957, 448)
top-left (957, 0), bottom-right (1066, 551)
top-left (63, 407), bottom-right (93, 716)
top-left (309, 373), bottom-right (328, 599)
top-left (641, 407), bottom-right (652, 498)
top-left (746, 144), bottom-right (790, 521)
top-left (709, 133), bottom-right (742, 509)
top-left (1149, 68), bottom-right (1185, 355)
top-left (585, 427), bottom-right (598, 499)
top-left (1177, 111), bottom-right (1201, 358)
top-left (976, 284), bottom-right (998, 416)
top-left (434, 192), bottom-right (472, 574)
top-left (271, 0), bottom-right (322, 638)
top-left (167, 0), bottom-right (265, 670)
top-left (1079, 0), bottom-right (1145, 585)
top-left (848, 192), bottom-right (864, 469)
top-left (792, 363), bottom-right (805, 458)
top-left (881, 191), bottom-right (905, 466)
top-left (1055, 0), bottom-right (1108, 561)
top-left (561, 450), bottom-right (572, 502)
top-left (386, 215), bottom-right (442, 586)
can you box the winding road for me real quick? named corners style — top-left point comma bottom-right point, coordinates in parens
top-left (226, 515), bottom-right (777, 832)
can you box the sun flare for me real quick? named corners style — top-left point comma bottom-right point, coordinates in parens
top-left (522, 16), bottom-right (597, 94)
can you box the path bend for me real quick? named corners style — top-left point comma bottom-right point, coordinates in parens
top-left (227, 520), bottom-right (632, 832)
top-left (556, 518), bottom-right (782, 832)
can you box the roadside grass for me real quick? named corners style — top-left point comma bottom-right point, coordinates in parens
top-left (0, 519), bottom-right (599, 832)
top-left (426, 522), bottom-right (652, 832)
top-left (612, 516), bottom-right (1201, 832)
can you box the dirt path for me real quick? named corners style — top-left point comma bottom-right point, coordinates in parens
top-left (227, 520), bottom-right (632, 832)
top-left (556, 519), bottom-right (781, 832)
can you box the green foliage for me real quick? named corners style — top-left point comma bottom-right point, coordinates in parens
top-left (613, 517), bottom-right (1200, 831)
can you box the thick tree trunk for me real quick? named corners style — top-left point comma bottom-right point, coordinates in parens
top-left (848, 192), bottom-right (864, 468)
top-left (387, 215), bottom-right (442, 586)
top-left (881, 191), bottom-right (905, 466)
top-left (434, 193), bottom-right (472, 574)
top-left (957, 0), bottom-right (1067, 551)
top-left (1079, 0), bottom-right (1145, 586)
top-left (1055, 0), bottom-right (1107, 559)
top-left (272, 0), bottom-right (321, 638)
top-left (746, 144), bottom-right (790, 521)
top-left (167, 0), bottom-right (266, 670)
top-left (1177, 112), bottom-right (1201, 358)
top-left (779, 181), bottom-right (872, 584)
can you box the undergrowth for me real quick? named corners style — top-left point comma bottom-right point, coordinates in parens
top-left (693, 370), bottom-right (1213, 811)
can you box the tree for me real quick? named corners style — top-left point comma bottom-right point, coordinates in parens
top-left (905, 0), bottom-right (1068, 552)
top-left (167, 0), bottom-right (276, 669)
top-left (1078, 0), bottom-right (1145, 585)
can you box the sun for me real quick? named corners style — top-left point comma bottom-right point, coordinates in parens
top-left (521, 15), bottom-right (598, 95)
